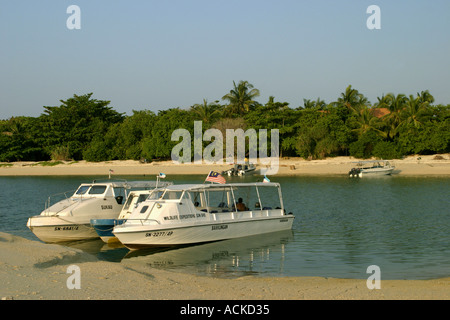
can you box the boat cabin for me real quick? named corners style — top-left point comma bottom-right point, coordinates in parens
top-left (73, 183), bottom-right (127, 204)
top-left (127, 182), bottom-right (287, 226)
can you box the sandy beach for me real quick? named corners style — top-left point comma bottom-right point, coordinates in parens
top-left (0, 232), bottom-right (448, 300)
top-left (0, 154), bottom-right (449, 177)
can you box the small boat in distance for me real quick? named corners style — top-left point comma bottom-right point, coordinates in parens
top-left (113, 182), bottom-right (295, 250)
top-left (223, 160), bottom-right (256, 176)
top-left (349, 160), bottom-right (395, 178)
top-left (27, 180), bottom-right (165, 243)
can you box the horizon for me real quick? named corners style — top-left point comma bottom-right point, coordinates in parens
top-left (1, 0), bottom-right (450, 119)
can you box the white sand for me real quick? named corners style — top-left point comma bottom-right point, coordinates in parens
top-left (0, 232), bottom-right (448, 300)
top-left (0, 154), bottom-right (449, 177)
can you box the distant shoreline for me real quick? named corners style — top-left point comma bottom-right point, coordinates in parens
top-left (1, 154), bottom-right (449, 177)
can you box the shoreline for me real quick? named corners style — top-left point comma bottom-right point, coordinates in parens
top-left (0, 232), bottom-right (449, 300)
top-left (1, 154), bottom-right (449, 177)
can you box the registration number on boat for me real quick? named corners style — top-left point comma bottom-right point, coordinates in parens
top-left (54, 226), bottom-right (78, 231)
top-left (145, 231), bottom-right (173, 237)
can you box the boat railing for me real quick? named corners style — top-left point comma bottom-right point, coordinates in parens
top-left (125, 218), bottom-right (161, 226)
top-left (44, 190), bottom-right (75, 210)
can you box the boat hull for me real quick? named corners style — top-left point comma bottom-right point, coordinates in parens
top-left (90, 218), bottom-right (126, 243)
top-left (26, 216), bottom-right (99, 243)
top-left (359, 167), bottom-right (394, 177)
top-left (113, 215), bottom-right (295, 250)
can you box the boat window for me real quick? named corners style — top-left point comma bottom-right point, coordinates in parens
top-left (88, 185), bottom-right (107, 195)
top-left (147, 190), bottom-right (163, 200)
top-left (137, 194), bottom-right (149, 203)
top-left (162, 191), bottom-right (183, 200)
top-left (113, 187), bottom-right (126, 198)
top-left (257, 186), bottom-right (282, 210)
top-left (140, 206), bottom-right (149, 214)
top-left (204, 187), bottom-right (233, 209)
top-left (123, 194), bottom-right (136, 211)
top-left (190, 192), bottom-right (202, 207)
top-left (75, 186), bottom-right (90, 195)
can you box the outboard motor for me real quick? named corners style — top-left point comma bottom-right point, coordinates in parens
top-left (349, 168), bottom-right (360, 178)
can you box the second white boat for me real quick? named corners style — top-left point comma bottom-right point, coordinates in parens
top-left (113, 182), bottom-right (295, 249)
top-left (27, 180), bottom-right (164, 243)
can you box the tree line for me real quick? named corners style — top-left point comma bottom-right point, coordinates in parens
top-left (0, 82), bottom-right (449, 163)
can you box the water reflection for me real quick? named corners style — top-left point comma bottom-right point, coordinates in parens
top-left (122, 230), bottom-right (294, 278)
top-left (60, 238), bottom-right (129, 262)
top-left (57, 230), bottom-right (295, 278)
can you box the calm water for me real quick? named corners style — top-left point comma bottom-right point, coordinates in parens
top-left (0, 174), bottom-right (449, 280)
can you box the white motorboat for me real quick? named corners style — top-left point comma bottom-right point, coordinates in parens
top-left (27, 180), bottom-right (163, 243)
top-left (223, 161), bottom-right (256, 176)
top-left (348, 160), bottom-right (395, 178)
top-left (113, 182), bottom-right (295, 249)
top-left (91, 182), bottom-right (172, 243)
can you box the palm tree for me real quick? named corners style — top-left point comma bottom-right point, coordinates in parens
top-left (222, 80), bottom-right (260, 116)
top-left (401, 95), bottom-right (430, 128)
top-left (336, 85), bottom-right (369, 115)
top-left (302, 98), bottom-right (326, 110)
top-left (376, 93), bottom-right (407, 139)
top-left (190, 99), bottom-right (222, 126)
top-left (351, 105), bottom-right (384, 137)
top-left (416, 90), bottom-right (435, 105)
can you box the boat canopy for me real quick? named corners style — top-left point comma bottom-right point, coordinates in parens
top-left (163, 182), bottom-right (280, 191)
top-left (144, 182), bottom-right (284, 213)
top-left (83, 180), bottom-right (173, 189)
top-left (352, 160), bottom-right (392, 167)
top-left (351, 160), bottom-right (391, 163)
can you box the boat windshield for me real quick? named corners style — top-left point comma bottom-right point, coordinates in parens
top-left (161, 191), bottom-right (183, 200)
top-left (74, 185), bottom-right (108, 196)
top-left (88, 185), bottom-right (107, 194)
top-left (75, 185), bottom-right (90, 195)
top-left (123, 193), bottom-right (150, 211)
top-left (147, 190), bottom-right (163, 200)
top-left (123, 194), bottom-right (136, 210)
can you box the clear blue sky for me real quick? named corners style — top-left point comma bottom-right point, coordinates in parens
top-left (1, 0), bottom-right (449, 119)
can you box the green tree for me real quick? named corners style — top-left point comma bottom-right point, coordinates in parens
top-left (349, 131), bottom-right (382, 159)
top-left (335, 85), bottom-right (369, 116)
top-left (372, 141), bottom-right (402, 159)
top-left (348, 105), bottom-right (383, 138)
top-left (376, 93), bottom-right (407, 140)
top-left (301, 98), bottom-right (326, 110)
top-left (294, 109), bottom-right (349, 159)
top-left (222, 81), bottom-right (260, 116)
top-left (0, 117), bottom-right (45, 161)
top-left (141, 108), bottom-right (194, 160)
top-left (40, 93), bottom-right (124, 160)
top-left (190, 99), bottom-right (223, 127)
top-left (401, 94), bottom-right (431, 129)
top-left (245, 96), bottom-right (299, 157)
top-left (82, 109), bottom-right (157, 162)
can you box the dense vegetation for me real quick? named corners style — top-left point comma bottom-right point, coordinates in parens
top-left (1, 83), bottom-right (449, 162)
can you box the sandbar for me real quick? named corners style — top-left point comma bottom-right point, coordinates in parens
top-left (0, 232), bottom-right (448, 300)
